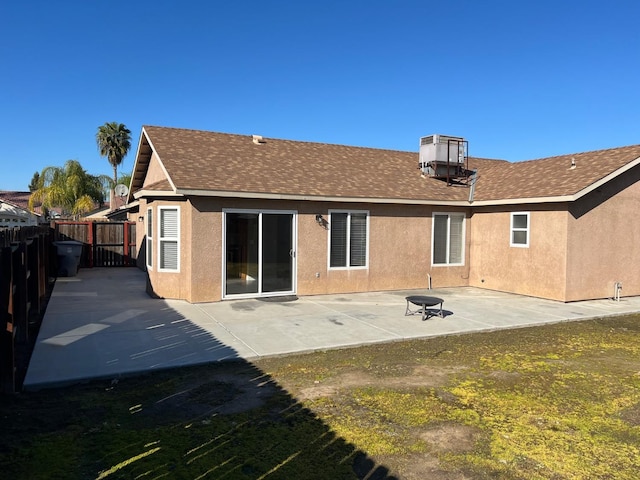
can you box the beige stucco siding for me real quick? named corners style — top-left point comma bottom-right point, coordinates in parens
top-left (141, 197), bottom-right (475, 303)
top-left (565, 169), bottom-right (640, 301)
top-left (468, 206), bottom-right (569, 301)
top-left (142, 198), bottom-right (192, 301)
top-left (188, 197), bottom-right (222, 302)
top-left (139, 188), bottom-right (640, 304)
top-left (135, 198), bottom-right (148, 270)
top-left (143, 152), bottom-right (169, 187)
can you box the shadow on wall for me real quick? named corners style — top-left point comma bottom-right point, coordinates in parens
top-left (569, 163), bottom-right (640, 219)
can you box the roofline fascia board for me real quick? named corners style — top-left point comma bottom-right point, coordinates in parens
top-left (133, 190), bottom-right (184, 200)
top-left (142, 127), bottom-right (178, 193)
top-left (127, 128), bottom-right (152, 202)
top-left (469, 196), bottom-right (573, 206)
top-left (174, 188), bottom-right (472, 206)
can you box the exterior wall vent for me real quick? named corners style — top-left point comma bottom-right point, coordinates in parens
top-left (419, 134), bottom-right (471, 186)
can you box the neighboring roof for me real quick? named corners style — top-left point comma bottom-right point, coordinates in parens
top-left (130, 126), bottom-right (640, 206)
top-left (105, 200), bottom-right (139, 221)
top-left (0, 190), bottom-right (50, 216)
top-left (0, 197), bottom-right (39, 226)
top-left (0, 191), bottom-right (32, 210)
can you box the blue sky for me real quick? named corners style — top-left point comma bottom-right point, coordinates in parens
top-left (2, 0), bottom-right (640, 191)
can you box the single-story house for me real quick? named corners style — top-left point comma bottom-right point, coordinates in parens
top-left (0, 192), bottom-right (42, 227)
top-left (127, 126), bottom-right (640, 303)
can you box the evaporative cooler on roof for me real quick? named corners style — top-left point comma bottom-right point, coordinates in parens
top-left (419, 134), bottom-right (470, 185)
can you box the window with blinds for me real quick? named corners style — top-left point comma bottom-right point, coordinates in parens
top-left (329, 210), bottom-right (368, 268)
top-left (432, 213), bottom-right (465, 265)
top-left (159, 206), bottom-right (180, 271)
top-left (146, 208), bottom-right (153, 269)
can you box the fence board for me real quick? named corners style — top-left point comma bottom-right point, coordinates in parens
top-left (54, 221), bottom-right (136, 267)
top-left (0, 226), bottom-right (52, 392)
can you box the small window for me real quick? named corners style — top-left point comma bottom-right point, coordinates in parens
top-left (432, 213), bottom-right (465, 266)
top-left (329, 210), bottom-right (368, 269)
top-left (511, 212), bottom-right (530, 247)
top-left (146, 208), bottom-right (153, 269)
top-left (158, 206), bottom-right (180, 272)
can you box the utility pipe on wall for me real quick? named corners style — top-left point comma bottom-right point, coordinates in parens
top-left (613, 282), bottom-right (622, 301)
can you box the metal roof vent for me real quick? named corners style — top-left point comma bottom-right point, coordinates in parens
top-left (419, 134), bottom-right (471, 186)
top-left (252, 135), bottom-right (266, 144)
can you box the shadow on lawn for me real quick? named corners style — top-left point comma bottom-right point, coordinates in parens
top-left (4, 269), bottom-right (398, 479)
top-left (9, 355), bottom-right (399, 480)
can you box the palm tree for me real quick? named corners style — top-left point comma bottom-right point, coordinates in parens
top-left (117, 173), bottom-right (132, 190)
top-left (96, 122), bottom-right (131, 187)
top-left (28, 160), bottom-right (108, 219)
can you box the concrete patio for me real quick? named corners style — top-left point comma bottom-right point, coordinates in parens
top-left (24, 268), bottom-right (640, 390)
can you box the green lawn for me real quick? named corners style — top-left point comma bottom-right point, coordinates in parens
top-left (2, 315), bottom-right (640, 479)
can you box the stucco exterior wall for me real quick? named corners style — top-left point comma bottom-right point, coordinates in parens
top-left (143, 153), bottom-right (168, 187)
top-left (565, 167), bottom-right (640, 301)
top-left (142, 198), bottom-right (192, 301)
top-left (138, 186), bottom-right (640, 304)
top-left (142, 197), bottom-right (472, 303)
top-left (468, 206), bottom-right (569, 301)
top-left (134, 198), bottom-right (148, 270)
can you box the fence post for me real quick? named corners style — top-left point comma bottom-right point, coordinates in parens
top-left (12, 241), bottom-right (29, 345)
top-left (1, 244), bottom-right (15, 393)
top-left (27, 235), bottom-right (40, 316)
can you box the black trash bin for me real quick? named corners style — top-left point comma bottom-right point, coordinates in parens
top-left (53, 240), bottom-right (84, 277)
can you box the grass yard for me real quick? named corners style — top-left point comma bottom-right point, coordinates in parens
top-left (1, 315), bottom-right (640, 479)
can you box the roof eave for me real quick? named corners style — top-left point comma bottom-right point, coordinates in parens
top-left (470, 195), bottom-right (573, 206)
top-left (133, 189), bottom-right (185, 200)
top-left (571, 155), bottom-right (640, 200)
top-left (174, 188), bottom-right (471, 206)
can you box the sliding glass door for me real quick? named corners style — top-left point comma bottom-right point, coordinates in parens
top-left (224, 210), bottom-right (296, 297)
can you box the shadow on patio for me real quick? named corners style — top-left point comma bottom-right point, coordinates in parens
top-left (16, 268), bottom-right (398, 479)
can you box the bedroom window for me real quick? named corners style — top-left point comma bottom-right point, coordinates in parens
top-left (511, 212), bottom-right (530, 247)
top-left (329, 210), bottom-right (368, 268)
top-left (146, 208), bottom-right (153, 269)
top-left (432, 213), bottom-right (465, 265)
top-left (158, 206), bottom-right (180, 271)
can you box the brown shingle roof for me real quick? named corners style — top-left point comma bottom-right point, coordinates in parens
top-left (473, 145), bottom-right (640, 201)
top-left (0, 191), bottom-right (31, 209)
top-left (142, 179), bottom-right (173, 192)
top-left (138, 126), bottom-right (640, 204)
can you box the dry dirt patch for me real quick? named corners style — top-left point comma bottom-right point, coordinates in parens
top-left (297, 365), bottom-right (466, 401)
top-left (419, 424), bottom-right (481, 454)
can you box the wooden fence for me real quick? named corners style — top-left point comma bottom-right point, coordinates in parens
top-left (0, 226), bottom-right (53, 393)
top-left (1, 221), bottom-right (137, 392)
top-left (54, 221), bottom-right (137, 267)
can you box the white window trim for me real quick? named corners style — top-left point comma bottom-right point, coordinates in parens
top-left (431, 212), bottom-right (466, 267)
top-left (146, 207), bottom-right (153, 270)
top-left (221, 208), bottom-right (298, 299)
top-left (158, 206), bottom-right (180, 272)
top-left (327, 209), bottom-right (370, 270)
top-left (510, 211), bottom-right (530, 248)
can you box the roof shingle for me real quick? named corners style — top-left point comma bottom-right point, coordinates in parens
top-left (137, 126), bottom-right (640, 204)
